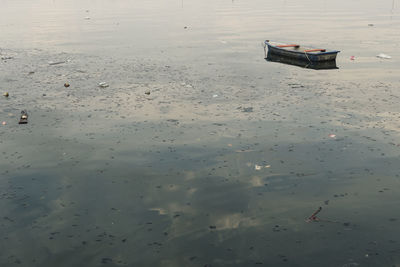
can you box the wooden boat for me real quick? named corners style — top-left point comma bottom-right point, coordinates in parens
top-left (264, 40), bottom-right (339, 62)
top-left (266, 52), bottom-right (338, 70)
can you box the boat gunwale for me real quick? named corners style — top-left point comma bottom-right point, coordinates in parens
top-left (265, 41), bottom-right (340, 55)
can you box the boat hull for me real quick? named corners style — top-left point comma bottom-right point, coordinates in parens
top-left (266, 52), bottom-right (338, 70)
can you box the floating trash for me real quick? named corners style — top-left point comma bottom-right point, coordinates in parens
top-left (242, 107), bottom-right (253, 113)
top-left (329, 134), bottom-right (336, 138)
top-left (98, 82), bottom-right (109, 88)
top-left (145, 89), bottom-right (151, 95)
top-left (84, 16), bottom-right (91, 20)
top-left (1, 55), bottom-right (13, 60)
top-left (306, 207), bottom-right (339, 223)
top-left (212, 94), bottom-right (218, 98)
top-left (2, 121), bottom-right (6, 125)
top-left (306, 207), bottom-right (322, 222)
top-left (19, 110), bottom-right (28, 124)
top-left (3, 92), bottom-right (9, 97)
top-left (350, 56), bottom-right (355, 60)
top-left (48, 61), bottom-right (66, 65)
top-left (64, 82), bottom-right (70, 88)
top-left (376, 53), bottom-right (391, 59)
top-left (254, 164), bottom-right (270, 170)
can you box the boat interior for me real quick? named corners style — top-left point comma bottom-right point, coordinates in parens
top-left (268, 42), bottom-right (326, 53)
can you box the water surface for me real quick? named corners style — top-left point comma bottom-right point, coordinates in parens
top-left (1, 0), bottom-right (400, 266)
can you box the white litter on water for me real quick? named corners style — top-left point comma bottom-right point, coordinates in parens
top-left (255, 164), bottom-right (262, 171)
top-left (376, 53), bottom-right (391, 59)
top-left (48, 59), bottom-right (70, 65)
top-left (98, 82), bottom-right (109, 88)
top-left (254, 164), bottom-right (270, 170)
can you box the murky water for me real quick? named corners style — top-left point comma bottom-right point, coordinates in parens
top-left (1, 0), bottom-right (400, 266)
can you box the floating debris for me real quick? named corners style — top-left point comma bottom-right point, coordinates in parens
top-left (242, 107), bottom-right (253, 113)
top-left (3, 216), bottom-right (14, 222)
top-left (254, 164), bottom-right (270, 170)
top-left (350, 56), bottom-right (355, 60)
top-left (48, 61), bottom-right (66, 65)
top-left (306, 207), bottom-right (340, 223)
top-left (2, 121), bottom-right (6, 125)
top-left (3, 92), bottom-right (9, 97)
top-left (98, 82), bottom-right (109, 88)
top-left (376, 53), bottom-right (391, 59)
top-left (1, 55), bottom-right (13, 60)
top-left (19, 110), bottom-right (28, 124)
top-left (235, 149), bottom-right (255, 153)
top-left (329, 134), bottom-right (336, 138)
top-left (145, 89), bottom-right (151, 95)
top-left (64, 82), bottom-right (70, 88)
top-left (306, 207), bottom-right (322, 222)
